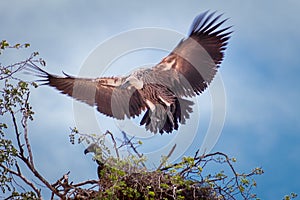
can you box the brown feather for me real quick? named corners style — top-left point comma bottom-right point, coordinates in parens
top-left (27, 11), bottom-right (231, 134)
top-left (34, 68), bottom-right (146, 119)
top-left (154, 11), bottom-right (231, 97)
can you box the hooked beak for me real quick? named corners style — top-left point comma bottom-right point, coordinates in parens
top-left (84, 148), bottom-right (90, 155)
top-left (84, 143), bottom-right (97, 155)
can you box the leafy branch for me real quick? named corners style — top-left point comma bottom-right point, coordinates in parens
top-left (0, 41), bottom-right (97, 199)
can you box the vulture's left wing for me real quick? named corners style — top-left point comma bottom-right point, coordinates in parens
top-left (153, 11), bottom-right (232, 97)
top-left (29, 64), bottom-right (146, 119)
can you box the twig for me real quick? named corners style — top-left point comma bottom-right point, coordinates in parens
top-left (71, 180), bottom-right (99, 188)
top-left (104, 130), bottom-right (120, 158)
top-left (121, 131), bottom-right (143, 158)
top-left (10, 110), bottom-right (24, 156)
top-left (156, 144), bottom-right (176, 170)
top-left (21, 92), bottom-right (34, 167)
top-left (203, 152), bottom-right (247, 199)
top-left (0, 163), bottom-right (41, 198)
top-left (121, 131), bottom-right (146, 168)
top-left (160, 151), bottom-right (253, 199)
top-left (0, 54), bottom-right (35, 80)
top-left (52, 171), bottom-right (70, 188)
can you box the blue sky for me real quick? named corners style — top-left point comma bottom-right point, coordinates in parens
top-left (1, 0), bottom-right (300, 199)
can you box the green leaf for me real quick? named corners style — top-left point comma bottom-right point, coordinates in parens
top-left (14, 43), bottom-right (21, 48)
top-left (1, 40), bottom-right (9, 49)
top-left (148, 191), bottom-right (155, 197)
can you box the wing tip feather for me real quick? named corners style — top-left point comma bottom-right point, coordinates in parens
top-left (189, 11), bottom-right (232, 38)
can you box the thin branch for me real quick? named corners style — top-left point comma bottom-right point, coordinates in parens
top-left (52, 171), bottom-right (71, 189)
top-left (71, 179), bottom-right (99, 188)
top-left (10, 108), bottom-right (64, 199)
top-left (0, 163), bottom-right (41, 198)
top-left (156, 144), bottom-right (176, 170)
top-left (121, 131), bottom-right (142, 158)
top-left (18, 155), bottom-right (64, 199)
top-left (203, 152), bottom-right (247, 199)
top-left (10, 110), bottom-right (24, 156)
top-left (160, 151), bottom-right (253, 199)
top-left (104, 130), bottom-right (120, 159)
top-left (21, 92), bottom-right (34, 167)
top-left (0, 54), bottom-right (35, 81)
top-left (121, 131), bottom-right (146, 168)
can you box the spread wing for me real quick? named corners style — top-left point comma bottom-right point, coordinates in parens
top-left (28, 64), bottom-right (146, 119)
top-left (153, 11), bottom-right (232, 97)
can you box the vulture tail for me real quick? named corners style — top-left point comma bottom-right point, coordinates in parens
top-left (140, 98), bottom-right (194, 134)
top-left (140, 104), bottom-right (169, 134)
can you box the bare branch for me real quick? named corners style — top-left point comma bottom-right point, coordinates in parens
top-left (10, 105), bottom-right (64, 199)
top-left (156, 144), bottom-right (176, 170)
top-left (10, 110), bottom-right (24, 157)
top-left (104, 130), bottom-right (120, 159)
top-left (0, 163), bottom-right (41, 198)
top-left (71, 180), bottom-right (99, 188)
top-left (21, 92), bottom-right (34, 167)
top-left (121, 131), bottom-right (143, 158)
top-left (0, 52), bottom-right (37, 81)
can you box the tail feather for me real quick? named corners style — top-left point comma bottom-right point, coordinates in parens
top-left (140, 110), bottom-right (151, 126)
top-left (140, 98), bottom-right (193, 134)
top-left (140, 104), bottom-right (167, 134)
top-left (176, 98), bottom-right (194, 124)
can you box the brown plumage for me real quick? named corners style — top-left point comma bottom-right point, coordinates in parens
top-left (28, 11), bottom-right (232, 134)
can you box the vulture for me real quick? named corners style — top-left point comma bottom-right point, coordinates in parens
top-left (28, 11), bottom-right (232, 134)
